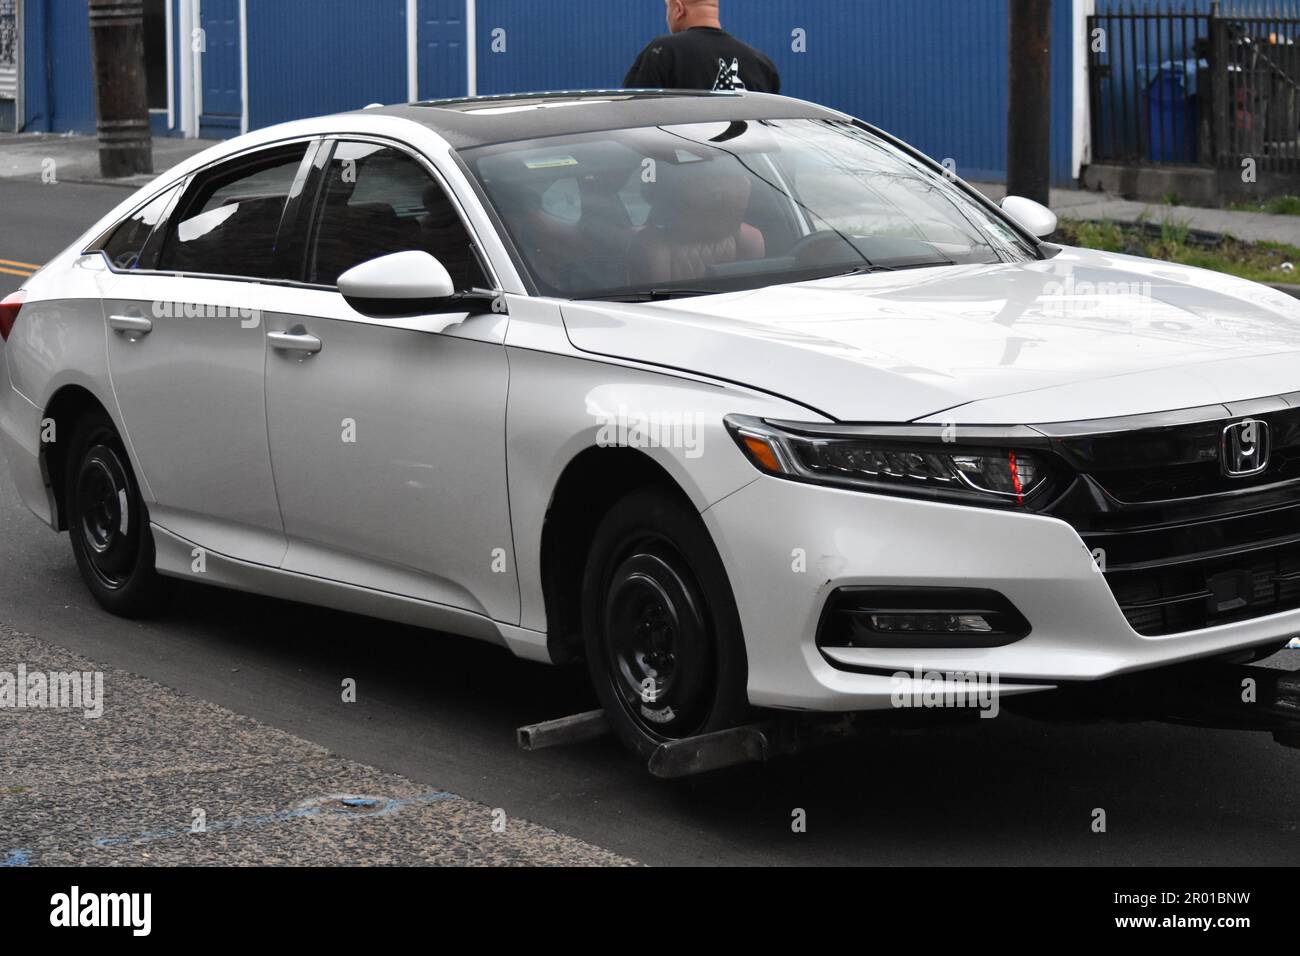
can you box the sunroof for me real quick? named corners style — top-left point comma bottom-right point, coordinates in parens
top-left (413, 90), bottom-right (732, 113)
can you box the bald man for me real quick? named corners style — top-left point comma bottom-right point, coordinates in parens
top-left (624, 0), bottom-right (780, 93)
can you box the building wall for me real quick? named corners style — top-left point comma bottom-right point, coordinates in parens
top-left (21, 0), bottom-right (1081, 185)
top-left (475, 0), bottom-right (1077, 183)
top-left (247, 0), bottom-right (408, 129)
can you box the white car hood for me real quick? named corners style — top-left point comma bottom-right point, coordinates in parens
top-left (561, 246), bottom-right (1300, 424)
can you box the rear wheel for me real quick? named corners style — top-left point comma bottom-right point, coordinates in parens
top-left (582, 487), bottom-right (750, 760)
top-left (64, 411), bottom-right (166, 616)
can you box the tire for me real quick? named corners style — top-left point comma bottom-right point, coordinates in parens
top-left (64, 410), bottom-right (167, 617)
top-left (582, 486), bottom-right (750, 761)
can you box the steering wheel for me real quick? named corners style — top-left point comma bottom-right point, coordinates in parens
top-left (788, 230), bottom-right (861, 268)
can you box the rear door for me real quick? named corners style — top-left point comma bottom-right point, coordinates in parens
top-left (263, 138), bottom-right (518, 623)
top-left (101, 141), bottom-right (315, 565)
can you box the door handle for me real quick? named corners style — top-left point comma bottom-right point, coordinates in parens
top-left (268, 330), bottom-right (322, 355)
top-left (109, 314), bottom-right (153, 335)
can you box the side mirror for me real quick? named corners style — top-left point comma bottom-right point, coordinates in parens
top-left (1000, 196), bottom-right (1058, 238)
top-left (338, 250), bottom-right (500, 317)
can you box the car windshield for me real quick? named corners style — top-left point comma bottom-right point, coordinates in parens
top-left (461, 118), bottom-right (1035, 300)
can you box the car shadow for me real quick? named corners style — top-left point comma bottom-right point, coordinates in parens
top-left (121, 579), bottom-right (1300, 865)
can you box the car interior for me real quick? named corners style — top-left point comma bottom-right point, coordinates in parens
top-left (469, 124), bottom-right (1007, 299)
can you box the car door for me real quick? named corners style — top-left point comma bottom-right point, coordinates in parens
top-left (263, 138), bottom-right (518, 624)
top-left (100, 141), bottom-right (316, 566)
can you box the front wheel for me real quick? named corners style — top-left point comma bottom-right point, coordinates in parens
top-left (64, 411), bottom-right (167, 617)
top-left (582, 487), bottom-right (750, 760)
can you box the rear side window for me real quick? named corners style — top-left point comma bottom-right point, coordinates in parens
top-left (157, 145), bottom-right (309, 279)
top-left (306, 141), bottom-right (486, 289)
top-left (97, 184), bottom-right (181, 271)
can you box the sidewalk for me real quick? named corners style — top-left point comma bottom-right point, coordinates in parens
top-left (0, 622), bottom-right (636, 866)
top-left (974, 181), bottom-right (1300, 247)
top-left (0, 133), bottom-right (219, 188)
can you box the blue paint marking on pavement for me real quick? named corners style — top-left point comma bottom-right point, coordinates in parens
top-left (0, 850), bottom-right (31, 867)
top-left (92, 791), bottom-right (458, 849)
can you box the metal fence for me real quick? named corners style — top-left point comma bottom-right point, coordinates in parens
top-left (1088, 1), bottom-right (1300, 174)
top-left (0, 0), bottom-right (16, 133)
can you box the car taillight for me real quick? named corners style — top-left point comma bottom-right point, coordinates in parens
top-left (0, 290), bottom-right (26, 342)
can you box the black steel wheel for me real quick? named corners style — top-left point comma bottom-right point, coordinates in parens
top-left (583, 487), bottom-right (750, 760)
top-left (65, 411), bottom-right (166, 616)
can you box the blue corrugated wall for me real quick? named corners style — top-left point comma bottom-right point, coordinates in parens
top-left (21, 0), bottom-right (1079, 184)
top-left (476, 0), bottom-right (1077, 184)
top-left (23, 0), bottom-right (96, 133)
top-left (474, 1), bottom-right (666, 95)
top-left (247, 0), bottom-right (408, 129)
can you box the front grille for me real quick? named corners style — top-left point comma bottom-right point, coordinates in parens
top-left (1036, 397), bottom-right (1300, 637)
top-left (1104, 539), bottom-right (1300, 636)
top-left (1096, 447), bottom-right (1300, 503)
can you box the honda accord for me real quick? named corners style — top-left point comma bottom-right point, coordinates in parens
top-left (3, 90), bottom-right (1299, 762)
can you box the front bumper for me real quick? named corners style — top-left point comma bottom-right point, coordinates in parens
top-left (703, 475), bottom-right (1300, 711)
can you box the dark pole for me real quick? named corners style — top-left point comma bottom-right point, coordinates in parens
top-left (1007, 0), bottom-right (1052, 205)
top-left (87, 0), bottom-right (152, 178)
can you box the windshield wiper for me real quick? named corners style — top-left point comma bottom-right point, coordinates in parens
top-left (827, 265), bottom-right (896, 277)
top-left (576, 289), bottom-right (719, 303)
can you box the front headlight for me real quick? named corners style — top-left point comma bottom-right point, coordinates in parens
top-left (724, 415), bottom-right (1059, 507)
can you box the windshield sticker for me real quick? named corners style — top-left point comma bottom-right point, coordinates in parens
top-left (524, 156), bottom-right (579, 170)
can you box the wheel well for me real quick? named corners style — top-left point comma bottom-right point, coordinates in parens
top-left (42, 386), bottom-right (112, 531)
top-left (540, 447), bottom-right (695, 664)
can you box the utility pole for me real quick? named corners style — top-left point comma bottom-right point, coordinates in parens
top-left (1007, 0), bottom-right (1052, 205)
top-left (87, 0), bottom-right (152, 177)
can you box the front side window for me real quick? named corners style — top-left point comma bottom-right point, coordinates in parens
top-left (306, 141), bottom-right (486, 290)
top-left (157, 144), bottom-right (309, 279)
top-left (96, 183), bottom-right (181, 271)
top-left (462, 118), bottom-right (1036, 299)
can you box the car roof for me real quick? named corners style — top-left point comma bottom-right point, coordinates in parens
top-left (350, 90), bottom-right (846, 149)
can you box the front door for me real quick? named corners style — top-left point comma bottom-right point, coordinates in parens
top-left (264, 139), bottom-right (517, 623)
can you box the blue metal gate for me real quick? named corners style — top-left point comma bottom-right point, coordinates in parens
top-left (45, 0), bottom-right (96, 133)
top-left (0, 0), bottom-right (17, 131)
top-left (199, 0), bottom-right (242, 136)
top-left (418, 0), bottom-right (467, 100)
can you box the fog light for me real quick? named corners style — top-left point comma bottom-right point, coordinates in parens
top-left (868, 613), bottom-right (995, 634)
top-left (817, 587), bottom-right (1032, 650)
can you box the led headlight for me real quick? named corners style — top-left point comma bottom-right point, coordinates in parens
top-left (725, 415), bottom-right (1057, 507)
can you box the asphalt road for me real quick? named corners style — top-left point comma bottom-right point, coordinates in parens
top-left (2, 176), bottom-right (1299, 866)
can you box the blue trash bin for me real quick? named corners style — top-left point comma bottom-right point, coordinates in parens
top-left (1147, 66), bottom-right (1198, 163)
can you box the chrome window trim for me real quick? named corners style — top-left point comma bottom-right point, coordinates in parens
top-left (83, 133), bottom-right (325, 272)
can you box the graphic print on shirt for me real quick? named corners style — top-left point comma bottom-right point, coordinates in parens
top-left (713, 57), bottom-right (746, 91)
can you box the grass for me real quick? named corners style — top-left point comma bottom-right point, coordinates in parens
top-left (1054, 218), bottom-right (1300, 286)
top-left (1226, 195), bottom-right (1300, 216)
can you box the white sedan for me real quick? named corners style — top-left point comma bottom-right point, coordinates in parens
top-left (3, 90), bottom-right (1299, 763)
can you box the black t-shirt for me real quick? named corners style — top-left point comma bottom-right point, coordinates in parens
top-left (624, 27), bottom-right (781, 94)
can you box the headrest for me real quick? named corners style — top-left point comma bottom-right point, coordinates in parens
top-left (650, 171), bottom-right (752, 241)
